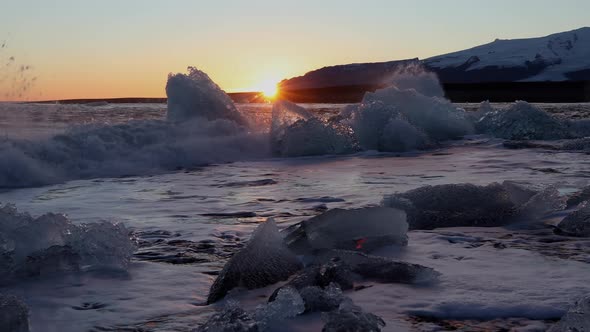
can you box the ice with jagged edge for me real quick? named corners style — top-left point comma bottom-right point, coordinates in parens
top-left (475, 101), bottom-right (570, 140)
top-left (270, 100), bottom-right (357, 157)
top-left (322, 297), bottom-right (386, 332)
top-left (557, 206), bottom-right (590, 237)
top-left (166, 67), bottom-right (248, 126)
top-left (0, 294), bottom-right (29, 332)
top-left (253, 287), bottom-right (305, 331)
top-left (0, 204), bottom-right (135, 284)
top-left (206, 218), bottom-right (302, 304)
top-left (339, 68), bottom-right (473, 152)
top-left (549, 295), bottom-right (590, 332)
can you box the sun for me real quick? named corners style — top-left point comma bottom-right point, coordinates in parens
top-left (257, 79), bottom-right (279, 99)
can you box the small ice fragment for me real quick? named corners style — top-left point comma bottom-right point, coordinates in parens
top-left (253, 287), bottom-right (304, 331)
top-left (194, 300), bottom-right (258, 332)
top-left (299, 283), bottom-right (345, 313)
top-left (557, 206), bottom-right (590, 237)
top-left (0, 294), bottom-right (29, 332)
top-left (549, 295), bottom-right (590, 332)
top-left (322, 298), bottom-right (385, 332)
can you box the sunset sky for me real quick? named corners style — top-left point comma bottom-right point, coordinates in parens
top-left (1, 0), bottom-right (589, 101)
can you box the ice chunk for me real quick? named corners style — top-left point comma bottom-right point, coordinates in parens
top-left (299, 283), bottom-right (345, 313)
top-left (360, 86), bottom-right (473, 142)
top-left (0, 294), bottom-right (29, 332)
top-left (206, 218), bottom-right (303, 304)
top-left (268, 261), bottom-right (355, 302)
top-left (518, 185), bottom-right (567, 218)
top-left (501, 180), bottom-right (539, 206)
top-left (383, 183), bottom-right (518, 230)
top-left (549, 295), bottom-right (590, 332)
top-left (0, 204), bottom-right (135, 284)
top-left (567, 186), bottom-right (590, 208)
top-left (253, 287), bottom-right (304, 330)
top-left (322, 298), bottom-right (385, 332)
top-left (270, 101), bottom-right (357, 157)
top-left (313, 250), bottom-right (440, 285)
top-left (476, 101), bottom-right (569, 140)
top-left (561, 137), bottom-right (590, 151)
top-left (557, 206), bottom-right (590, 237)
top-left (194, 301), bottom-right (258, 332)
top-left (348, 100), bottom-right (429, 152)
top-left (166, 67), bottom-right (247, 126)
top-left (285, 207), bottom-right (408, 254)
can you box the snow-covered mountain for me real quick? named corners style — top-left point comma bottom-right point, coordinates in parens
top-left (425, 27), bottom-right (590, 82)
top-left (279, 27), bottom-right (590, 90)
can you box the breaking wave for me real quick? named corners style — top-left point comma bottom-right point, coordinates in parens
top-left (0, 67), bottom-right (268, 188)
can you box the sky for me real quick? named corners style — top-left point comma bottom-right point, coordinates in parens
top-left (1, 0), bottom-right (589, 101)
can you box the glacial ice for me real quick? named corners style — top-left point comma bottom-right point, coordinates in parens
top-left (549, 295), bottom-right (590, 332)
top-left (270, 100), bottom-right (357, 157)
top-left (299, 283), bottom-right (345, 313)
top-left (383, 182), bottom-right (569, 229)
top-left (337, 69), bottom-right (472, 153)
top-left (321, 298), bottom-right (386, 332)
top-left (359, 85), bottom-right (473, 142)
top-left (206, 218), bottom-right (303, 304)
top-left (194, 301), bottom-right (258, 332)
top-left (0, 204), bottom-right (134, 284)
top-left (567, 186), bottom-right (590, 208)
top-left (312, 250), bottom-right (440, 285)
top-left (518, 185), bottom-right (567, 218)
top-left (270, 249), bottom-right (438, 302)
top-left (285, 207), bottom-right (408, 254)
top-left (383, 183), bottom-right (519, 229)
top-left (0, 294), bottom-right (29, 332)
top-left (166, 67), bottom-right (248, 126)
top-left (557, 206), bottom-right (590, 237)
top-left (271, 67), bottom-right (472, 155)
top-left (476, 101), bottom-right (570, 140)
top-left (346, 101), bottom-right (429, 152)
top-left (253, 287), bottom-right (305, 330)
